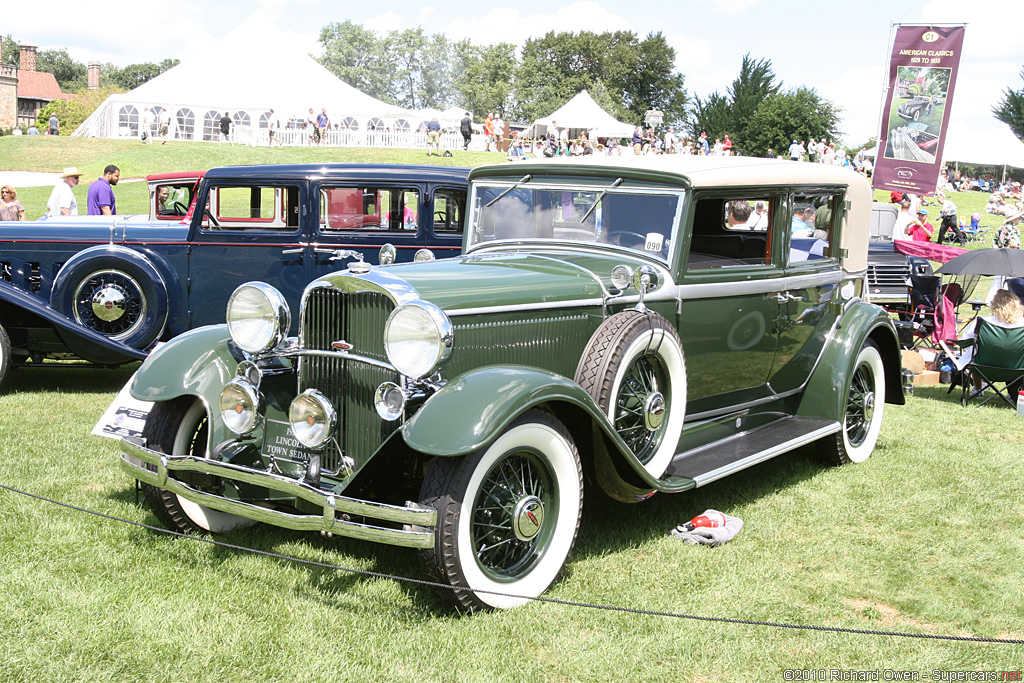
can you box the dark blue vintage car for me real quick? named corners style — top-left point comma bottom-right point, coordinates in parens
top-left (0, 163), bottom-right (469, 388)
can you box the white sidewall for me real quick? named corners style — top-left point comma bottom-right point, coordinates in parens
top-left (606, 330), bottom-right (687, 478)
top-left (843, 345), bottom-right (886, 464)
top-left (456, 422), bottom-right (581, 610)
top-left (172, 399), bottom-right (254, 532)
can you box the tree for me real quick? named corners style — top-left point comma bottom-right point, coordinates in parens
top-left (517, 30), bottom-right (686, 128)
top-left (35, 48), bottom-right (87, 92)
top-left (34, 85), bottom-right (122, 134)
top-left (384, 28), bottom-right (455, 110)
top-left (688, 92), bottom-right (732, 144)
top-left (317, 21), bottom-right (398, 104)
top-left (993, 67), bottom-right (1024, 141)
top-left (2, 35), bottom-right (18, 66)
top-left (743, 87), bottom-right (843, 157)
top-left (452, 40), bottom-right (519, 120)
top-left (689, 53), bottom-right (779, 153)
top-left (726, 54), bottom-right (780, 150)
top-left (106, 59), bottom-right (180, 90)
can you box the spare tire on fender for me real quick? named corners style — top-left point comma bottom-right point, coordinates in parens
top-left (50, 245), bottom-right (169, 353)
top-left (575, 310), bottom-right (687, 479)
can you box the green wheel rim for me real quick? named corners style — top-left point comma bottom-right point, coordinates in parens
top-left (472, 449), bottom-right (558, 582)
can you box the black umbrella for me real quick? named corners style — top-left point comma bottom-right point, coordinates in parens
top-left (936, 248), bottom-right (1024, 277)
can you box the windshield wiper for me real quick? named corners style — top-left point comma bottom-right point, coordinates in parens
top-left (485, 174), bottom-right (532, 207)
top-left (579, 177), bottom-right (623, 223)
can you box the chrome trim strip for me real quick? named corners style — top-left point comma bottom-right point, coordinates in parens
top-left (690, 422), bottom-right (841, 487)
top-left (448, 298), bottom-right (608, 317)
top-left (278, 347), bottom-right (397, 371)
top-left (119, 439), bottom-right (435, 549)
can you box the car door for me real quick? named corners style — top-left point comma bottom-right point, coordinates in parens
top-left (769, 188), bottom-right (845, 393)
top-left (677, 191), bottom-right (784, 413)
top-left (188, 181), bottom-right (309, 332)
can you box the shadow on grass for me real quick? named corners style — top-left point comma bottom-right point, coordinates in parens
top-left (5, 361), bottom-right (140, 395)
top-left (103, 441), bottom-right (842, 617)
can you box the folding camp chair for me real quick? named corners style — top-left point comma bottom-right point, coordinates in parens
top-left (954, 318), bottom-right (1024, 407)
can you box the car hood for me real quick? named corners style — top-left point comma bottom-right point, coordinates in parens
top-left (314, 248), bottom-right (667, 312)
top-left (5, 215), bottom-right (188, 243)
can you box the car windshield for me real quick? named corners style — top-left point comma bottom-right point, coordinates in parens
top-left (467, 181), bottom-right (682, 262)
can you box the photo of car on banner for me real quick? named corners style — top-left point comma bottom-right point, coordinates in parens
top-left (115, 156), bottom-right (904, 611)
top-left (0, 164), bottom-right (469, 390)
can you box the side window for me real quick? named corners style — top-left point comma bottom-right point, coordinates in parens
top-left (433, 189), bottom-right (466, 234)
top-left (204, 185), bottom-right (298, 230)
top-left (154, 182), bottom-right (195, 218)
top-left (688, 196), bottom-right (775, 269)
top-left (320, 187), bottom-right (420, 232)
top-left (789, 191), bottom-right (840, 265)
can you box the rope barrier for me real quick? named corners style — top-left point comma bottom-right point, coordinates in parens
top-left (1, 481), bottom-right (1021, 644)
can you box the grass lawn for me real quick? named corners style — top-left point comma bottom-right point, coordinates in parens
top-left (0, 139), bottom-right (1021, 680)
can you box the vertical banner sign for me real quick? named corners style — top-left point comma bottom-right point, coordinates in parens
top-left (874, 25), bottom-right (965, 195)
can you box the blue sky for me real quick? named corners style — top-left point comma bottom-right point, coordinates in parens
top-left (8, 0), bottom-right (1023, 144)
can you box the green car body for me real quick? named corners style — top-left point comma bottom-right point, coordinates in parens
top-left (119, 156), bottom-right (904, 611)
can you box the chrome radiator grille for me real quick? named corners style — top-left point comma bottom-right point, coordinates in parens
top-left (299, 287), bottom-right (399, 474)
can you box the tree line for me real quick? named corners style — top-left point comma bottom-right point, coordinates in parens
top-left (2, 35), bottom-right (178, 93)
top-left (3, 26), bottom-right (853, 154)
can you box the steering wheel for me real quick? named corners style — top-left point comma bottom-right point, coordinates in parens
top-left (434, 211), bottom-right (446, 222)
top-left (171, 200), bottom-right (188, 217)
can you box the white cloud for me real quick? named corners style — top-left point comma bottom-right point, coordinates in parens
top-left (819, 64), bottom-right (885, 145)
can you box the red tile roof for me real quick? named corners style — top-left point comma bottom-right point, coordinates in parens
top-left (18, 70), bottom-right (65, 100)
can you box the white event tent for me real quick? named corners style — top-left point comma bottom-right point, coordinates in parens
top-left (524, 90), bottom-right (636, 141)
top-left (74, 10), bottom-right (417, 145)
top-left (941, 123), bottom-right (1024, 170)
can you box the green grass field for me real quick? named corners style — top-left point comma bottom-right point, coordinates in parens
top-left (0, 139), bottom-right (1021, 681)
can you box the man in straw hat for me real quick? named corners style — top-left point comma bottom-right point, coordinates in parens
top-left (46, 167), bottom-right (83, 217)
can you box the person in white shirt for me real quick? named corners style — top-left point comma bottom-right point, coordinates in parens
top-left (46, 167), bottom-right (82, 217)
top-left (892, 200), bottom-right (915, 241)
top-left (745, 201), bottom-right (769, 230)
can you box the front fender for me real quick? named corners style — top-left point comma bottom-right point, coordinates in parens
top-left (0, 280), bottom-right (145, 361)
top-left (401, 365), bottom-right (611, 457)
top-left (129, 324), bottom-right (240, 403)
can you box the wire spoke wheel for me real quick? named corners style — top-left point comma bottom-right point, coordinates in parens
top-left (845, 362), bottom-right (876, 448)
top-left (613, 353), bottom-right (668, 465)
top-left (72, 269), bottom-right (147, 340)
top-left (472, 449), bottom-right (556, 581)
top-left (818, 340), bottom-right (885, 466)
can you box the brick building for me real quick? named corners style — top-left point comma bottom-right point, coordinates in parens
top-left (0, 44), bottom-right (74, 130)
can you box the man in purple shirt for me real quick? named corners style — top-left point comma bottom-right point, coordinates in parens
top-left (87, 165), bottom-right (120, 215)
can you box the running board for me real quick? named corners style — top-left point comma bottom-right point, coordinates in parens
top-left (664, 416), bottom-right (840, 487)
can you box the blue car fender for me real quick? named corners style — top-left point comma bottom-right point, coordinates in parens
top-left (0, 279), bottom-right (146, 362)
top-left (50, 244), bottom-right (170, 350)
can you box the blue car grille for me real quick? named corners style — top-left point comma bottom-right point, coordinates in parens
top-left (299, 287), bottom-right (399, 475)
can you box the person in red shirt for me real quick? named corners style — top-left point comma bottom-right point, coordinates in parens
top-left (909, 208), bottom-right (934, 242)
top-left (483, 114), bottom-right (494, 152)
top-left (722, 134), bottom-right (733, 156)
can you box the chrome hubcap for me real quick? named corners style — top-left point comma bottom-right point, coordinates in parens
top-left (512, 495), bottom-right (544, 542)
top-left (644, 392), bottom-right (666, 431)
top-left (91, 285), bottom-right (128, 322)
top-left (863, 391), bottom-right (875, 422)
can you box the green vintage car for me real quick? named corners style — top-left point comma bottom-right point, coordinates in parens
top-left (118, 156), bottom-right (904, 611)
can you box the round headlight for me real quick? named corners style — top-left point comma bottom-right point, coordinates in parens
top-left (289, 389), bottom-right (336, 449)
top-left (384, 301), bottom-right (453, 379)
top-left (220, 379), bottom-right (261, 435)
top-left (374, 382), bottom-right (406, 421)
top-left (226, 283), bottom-right (290, 355)
top-left (413, 248), bottom-right (435, 263)
top-left (610, 264), bottom-right (633, 292)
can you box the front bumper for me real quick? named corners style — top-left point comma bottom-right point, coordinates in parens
top-left (119, 437), bottom-right (436, 549)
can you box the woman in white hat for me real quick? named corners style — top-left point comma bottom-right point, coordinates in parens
top-left (45, 167), bottom-right (83, 217)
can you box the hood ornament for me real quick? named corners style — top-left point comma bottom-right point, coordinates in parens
top-left (331, 340), bottom-right (354, 351)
